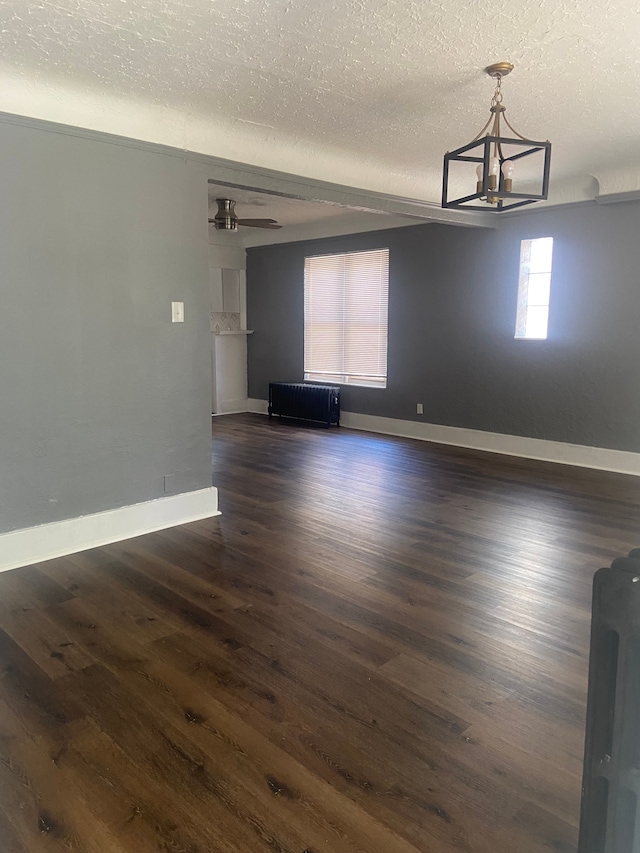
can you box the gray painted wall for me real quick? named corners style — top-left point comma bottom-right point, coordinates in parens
top-left (0, 119), bottom-right (214, 534)
top-left (247, 201), bottom-right (640, 453)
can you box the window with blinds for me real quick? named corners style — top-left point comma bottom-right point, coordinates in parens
top-left (304, 248), bottom-right (389, 388)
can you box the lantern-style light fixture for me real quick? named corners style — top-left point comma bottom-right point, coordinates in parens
top-left (442, 62), bottom-right (551, 212)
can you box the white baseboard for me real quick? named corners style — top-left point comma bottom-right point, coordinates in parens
top-left (0, 487), bottom-right (220, 574)
top-left (246, 398), bottom-right (640, 476)
top-left (213, 398), bottom-right (251, 416)
top-left (247, 398), bottom-right (268, 415)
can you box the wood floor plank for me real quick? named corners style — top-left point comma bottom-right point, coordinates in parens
top-left (0, 700), bottom-right (120, 852)
top-left (81, 629), bottom-right (421, 853)
top-left (146, 625), bottom-right (568, 851)
top-left (0, 600), bottom-right (94, 680)
top-left (102, 536), bottom-right (250, 611)
top-left (60, 663), bottom-right (297, 853)
top-left (38, 557), bottom-right (178, 646)
top-left (1, 412), bottom-right (640, 851)
top-left (0, 627), bottom-right (85, 739)
top-left (51, 725), bottom-right (213, 853)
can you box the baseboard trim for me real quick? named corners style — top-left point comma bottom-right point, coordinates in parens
top-left (0, 487), bottom-right (221, 574)
top-left (213, 400), bottom-right (251, 416)
top-left (247, 398), bottom-right (268, 415)
top-left (246, 398), bottom-right (640, 476)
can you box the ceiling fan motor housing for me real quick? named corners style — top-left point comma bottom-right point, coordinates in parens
top-left (209, 197), bottom-right (282, 230)
top-left (214, 198), bottom-right (239, 231)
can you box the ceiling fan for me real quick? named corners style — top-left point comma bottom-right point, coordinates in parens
top-left (209, 198), bottom-right (282, 231)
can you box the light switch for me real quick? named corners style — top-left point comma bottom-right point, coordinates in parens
top-left (171, 301), bottom-right (184, 323)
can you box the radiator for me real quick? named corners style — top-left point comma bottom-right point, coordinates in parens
top-left (579, 550), bottom-right (640, 853)
top-left (268, 382), bottom-right (340, 428)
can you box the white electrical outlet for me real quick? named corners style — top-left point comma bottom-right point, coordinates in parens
top-left (417, 403), bottom-right (424, 415)
top-left (171, 301), bottom-right (184, 323)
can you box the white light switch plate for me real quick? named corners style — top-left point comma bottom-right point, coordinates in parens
top-left (171, 301), bottom-right (184, 323)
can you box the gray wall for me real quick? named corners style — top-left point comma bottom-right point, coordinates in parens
top-left (247, 201), bottom-right (640, 453)
top-left (0, 118), bottom-right (214, 534)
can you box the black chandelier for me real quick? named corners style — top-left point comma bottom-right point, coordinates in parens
top-left (442, 62), bottom-right (551, 212)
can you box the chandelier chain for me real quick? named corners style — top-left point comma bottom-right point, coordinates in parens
top-left (491, 74), bottom-right (504, 107)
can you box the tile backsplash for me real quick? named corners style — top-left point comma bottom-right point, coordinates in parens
top-left (210, 312), bottom-right (241, 333)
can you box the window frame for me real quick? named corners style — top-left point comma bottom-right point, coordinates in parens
top-left (303, 247), bottom-right (390, 389)
top-left (514, 236), bottom-right (554, 341)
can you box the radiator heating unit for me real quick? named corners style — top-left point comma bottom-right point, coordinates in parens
top-left (268, 382), bottom-right (340, 428)
top-left (579, 549), bottom-right (640, 853)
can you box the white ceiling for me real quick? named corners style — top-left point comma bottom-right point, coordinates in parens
top-left (1, 0), bottom-right (639, 207)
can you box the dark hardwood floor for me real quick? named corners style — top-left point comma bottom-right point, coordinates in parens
top-left (1, 413), bottom-right (640, 852)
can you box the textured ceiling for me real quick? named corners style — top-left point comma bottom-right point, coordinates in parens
top-left (1, 0), bottom-right (639, 205)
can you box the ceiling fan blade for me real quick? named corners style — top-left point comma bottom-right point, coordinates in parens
top-left (237, 219), bottom-right (283, 229)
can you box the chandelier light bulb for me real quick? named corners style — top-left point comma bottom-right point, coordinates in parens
top-left (488, 156), bottom-right (500, 190)
top-left (502, 159), bottom-right (515, 192)
top-left (475, 163), bottom-right (484, 194)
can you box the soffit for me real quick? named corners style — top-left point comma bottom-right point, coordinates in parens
top-left (206, 183), bottom-right (420, 246)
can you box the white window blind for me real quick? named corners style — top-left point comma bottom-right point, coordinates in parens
top-left (304, 248), bottom-right (389, 388)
